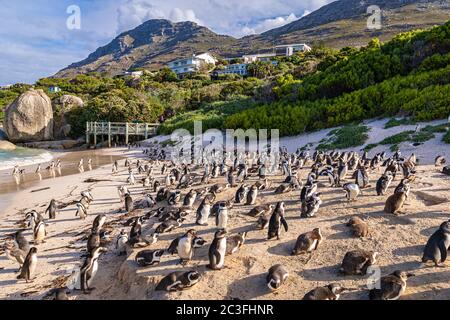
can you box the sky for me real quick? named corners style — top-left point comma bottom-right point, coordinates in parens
top-left (0, 0), bottom-right (333, 85)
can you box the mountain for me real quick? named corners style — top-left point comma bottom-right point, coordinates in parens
top-left (55, 0), bottom-right (450, 78)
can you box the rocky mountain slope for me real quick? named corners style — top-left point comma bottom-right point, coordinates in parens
top-left (55, 0), bottom-right (450, 77)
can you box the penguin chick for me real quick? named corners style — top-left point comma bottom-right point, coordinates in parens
top-left (291, 228), bottom-right (323, 255)
top-left (384, 191), bottom-right (407, 214)
top-left (369, 270), bottom-right (415, 300)
top-left (346, 217), bottom-right (369, 238)
top-left (340, 250), bottom-right (378, 276)
top-left (303, 283), bottom-right (348, 300)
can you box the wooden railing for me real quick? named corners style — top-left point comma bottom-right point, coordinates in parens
top-left (86, 121), bottom-right (159, 146)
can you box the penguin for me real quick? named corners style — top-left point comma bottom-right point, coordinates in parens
top-left (384, 191), bottom-right (407, 214)
top-left (216, 203), bottom-right (229, 230)
top-left (376, 172), bottom-right (393, 196)
top-left (354, 167), bottom-right (370, 188)
top-left (127, 172), bottom-right (136, 185)
top-left (75, 202), bottom-right (88, 220)
top-left (155, 218), bottom-right (184, 234)
top-left (245, 185), bottom-right (258, 205)
top-left (346, 217), bottom-right (369, 238)
top-left (92, 214), bottom-right (106, 232)
top-left (135, 249), bottom-right (165, 267)
top-left (4, 235), bottom-right (28, 272)
top-left (435, 155), bottom-right (446, 167)
top-left (117, 186), bottom-right (129, 202)
top-left (227, 170), bottom-right (236, 187)
top-left (86, 227), bottom-right (100, 252)
top-left (196, 197), bottom-right (211, 226)
top-left (17, 247), bottom-right (38, 283)
top-left (208, 229), bottom-right (227, 270)
top-left (45, 199), bottom-right (57, 220)
top-left (80, 247), bottom-right (108, 293)
top-left (25, 210), bottom-right (44, 230)
top-left (35, 164), bottom-right (41, 173)
top-left (248, 204), bottom-right (274, 217)
top-left (257, 214), bottom-right (270, 230)
top-left (268, 202), bottom-right (288, 240)
top-left (155, 271), bottom-right (201, 292)
top-left (183, 190), bottom-right (197, 208)
top-left (115, 230), bottom-right (129, 256)
top-left (369, 270), bottom-right (415, 300)
top-left (129, 216), bottom-right (144, 240)
top-left (343, 183), bottom-right (361, 202)
top-left (266, 264), bottom-right (289, 291)
top-left (339, 250), bottom-right (378, 275)
top-left (394, 179), bottom-right (411, 198)
top-left (51, 288), bottom-right (70, 300)
top-left (300, 182), bottom-right (317, 202)
top-left (300, 193), bottom-right (322, 218)
top-left (125, 194), bottom-right (133, 213)
top-left (167, 229), bottom-right (198, 264)
top-left (226, 232), bottom-right (247, 255)
top-left (422, 220), bottom-right (450, 267)
top-left (81, 190), bottom-right (94, 203)
top-left (234, 184), bottom-right (248, 204)
top-left (167, 190), bottom-right (181, 205)
top-left (112, 161), bottom-right (118, 174)
top-left (291, 228), bottom-right (323, 255)
top-left (33, 220), bottom-right (47, 244)
top-left (303, 283), bottom-right (348, 300)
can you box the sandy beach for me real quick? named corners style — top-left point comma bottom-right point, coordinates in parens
top-left (0, 133), bottom-right (448, 300)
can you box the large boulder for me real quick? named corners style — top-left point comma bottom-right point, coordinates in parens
top-left (3, 89), bottom-right (54, 142)
top-left (0, 140), bottom-right (16, 151)
top-left (53, 95), bottom-right (84, 139)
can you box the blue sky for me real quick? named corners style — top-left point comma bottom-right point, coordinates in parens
top-left (0, 0), bottom-right (332, 85)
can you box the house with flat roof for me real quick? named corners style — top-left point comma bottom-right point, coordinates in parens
top-left (275, 43), bottom-right (312, 56)
top-left (242, 53), bottom-right (277, 64)
top-left (167, 53), bottom-right (217, 77)
top-left (215, 63), bottom-right (249, 76)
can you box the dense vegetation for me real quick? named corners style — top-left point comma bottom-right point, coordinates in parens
top-left (317, 124), bottom-right (370, 151)
top-left (1, 20), bottom-right (449, 144)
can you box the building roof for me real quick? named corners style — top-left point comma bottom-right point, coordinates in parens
top-left (274, 43), bottom-right (310, 48)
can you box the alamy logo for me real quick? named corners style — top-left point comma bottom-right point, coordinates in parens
top-left (66, 5), bottom-right (81, 30)
top-left (367, 5), bottom-right (382, 30)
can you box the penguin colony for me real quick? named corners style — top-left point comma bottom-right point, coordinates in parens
top-left (2, 147), bottom-right (449, 300)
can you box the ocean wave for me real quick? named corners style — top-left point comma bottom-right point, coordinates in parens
top-left (0, 148), bottom-right (54, 170)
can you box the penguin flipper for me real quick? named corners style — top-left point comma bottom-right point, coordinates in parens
top-left (167, 238), bottom-right (179, 255)
top-left (281, 217), bottom-right (288, 232)
top-left (438, 241), bottom-right (447, 262)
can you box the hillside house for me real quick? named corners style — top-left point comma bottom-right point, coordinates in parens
top-left (48, 86), bottom-right (61, 93)
top-left (275, 43), bottom-right (312, 56)
top-left (167, 53), bottom-right (217, 77)
top-left (215, 63), bottom-right (248, 76)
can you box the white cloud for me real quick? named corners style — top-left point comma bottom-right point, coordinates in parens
top-left (239, 13), bottom-right (300, 37)
top-left (169, 8), bottom-right (203, 25)
top-left (117, 0), bottom-right (166, 32)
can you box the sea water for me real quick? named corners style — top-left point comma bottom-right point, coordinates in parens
top-left (0, 147), bottom-right (53, 171)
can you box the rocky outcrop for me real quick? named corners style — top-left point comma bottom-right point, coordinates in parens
top-left (3, 89), bottom-right (54, 143)
top-left (19, 139), bottom-right (84, 150)
top-left (53, 95), bottom-right (84, 139)
top-left (0, 140), bottom-right (16, 151)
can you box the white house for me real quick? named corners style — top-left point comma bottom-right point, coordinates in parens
top-left (215, 63), bottom-right (248, 76)
top-left (124, 70), bottom-right (144, 78)
top-left (167, 53), bottom-right (217, 76)
top-left (242, 53), bottom-right (276, 64)
top-left (48, 86), bottom-right (61, 93)
top-left (275, 44), bottom-right (312, 56)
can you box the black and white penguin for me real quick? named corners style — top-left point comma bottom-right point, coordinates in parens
top-left (155, 218), bottom-right (184, 234)
top-left (115, 230), bottom-right (129, 256)
top-left (81, 190), bottom-right (94, 203)
top-left (266, 264), bottom-right (289, 291)
top-left (246, 185), bottom-right (258, 205)
top-left (208, 229), bottom-right (227, 270)
top-left (216, 203), bottom-right (229, 230)
top-left (257, 214), bottom-right (270, 230)
top-left (300, 193), bottom-right (322, 218)
top-left (226, 232), bottom-right (247, 255)
top-left (80, 247), bottom-right (108, 293)
top-left (45, 199), bottom-right (57, 220)
top-left (435, 155), bottom-right (446, 167)
top-left (196, 197), bottom-right (212, 226)
top-left (343, 183), bottom-right (361, 202)
top-left (340, 250), bottom-right (378, 275)
top-left (183, 190), bottom-right (197, 208)
top-left (376, 172), bottom-right (393, 196)
top-left (167, 229), bottom-right (200, 264)
top-left (248, 204), bottom-right (274, 217)
top-left (4, 233), bottom-right (28, 272)
top-left (17, 247), bottom-right (38, 283)
top-left (155, 271), bottom-right (201, 292)
top-left (125, 194), bottom-right (133, 213)
top-left (135, 249), bottom-right (165, 267)
top-left (268, 202), bottom-right (288, 240)
top-left (75, 202), bottom-right (88, 220)
top-left (422, 220), bottom-right (450, 266)
top-left (369, 270), bottom-right (415, 300)
top-left (92, 214), bottom-right (106, 232)
top-left (235, 184), bottom-right (249, 204)
top-left (33, 220), bottom-right (47, 244)
top-left (300, 181), bottom-right (317, 202)
top-left (167, 190), bottom-right (181, 205)
top-left (303, 283), bottom-right (348, 300)
top-left (25, 210), bottom-right (44, 230)
top-left (117, 186), bottom-right (129, 202)
top-left (227, 170), bottom-right (236, 187)
top-left (354, 167), bottom-right (370, 188)
top-left (291, 228), bottom-right (323, 255)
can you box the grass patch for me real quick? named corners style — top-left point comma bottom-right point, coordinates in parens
top-left (379, 131), bottom-right (414, 145)
top-left (364, 143), bottom-right (379, 152)
top-left (160, 139), bottom-right (177, 148)
top-left (384, 118), bottom-right (416, 129)
top-left (444, 130), bottom-right (450, 144)
top-left (317, 124), bottom-right (370, 151)
top-left (422, 123), bottom-right (449, 133)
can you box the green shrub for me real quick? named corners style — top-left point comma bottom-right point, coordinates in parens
top-left (316, 125), bottom-right (370, 150)
top-left (384, 118), bottom-right (415, 129)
